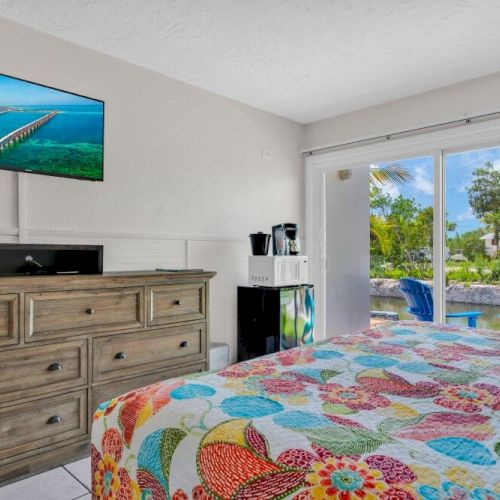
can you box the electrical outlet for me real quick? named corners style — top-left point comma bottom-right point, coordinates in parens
top-left (262, 149), bottom-right (272, 160)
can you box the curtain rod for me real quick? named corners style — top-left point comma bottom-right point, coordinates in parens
top-left (302, 110), bottom-right (500, 157)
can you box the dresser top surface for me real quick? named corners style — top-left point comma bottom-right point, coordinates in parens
top-left (0, 270), bottom-right (216, 291)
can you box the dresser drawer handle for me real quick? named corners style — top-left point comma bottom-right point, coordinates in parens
top-left (47, 415), bottom-right (62, 425)
top-left (180, 341), bottom-right (189, 348)
top-left (174, 300), bottom-right (182, 306)
top-left (47, 362), bottom-right (63, 372)
top-left (86, 308), bottom-right (96, 315)
top-left (114, 352), bottom-right (127, 360)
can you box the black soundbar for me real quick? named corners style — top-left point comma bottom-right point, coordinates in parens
top-left (0, 244), bottom-right (103, 276)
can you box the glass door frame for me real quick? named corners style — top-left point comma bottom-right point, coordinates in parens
top-left (433, 150), bottom-right (445, 323)
top-left (306, 120), bottom-right (500, 340)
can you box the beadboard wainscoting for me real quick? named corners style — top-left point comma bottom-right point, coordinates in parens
top-left (0, 228), bottom-right (18, 244)
top-left (0, 227), bottom-right (251, 362)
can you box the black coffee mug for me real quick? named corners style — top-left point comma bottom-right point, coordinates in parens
top-left (249, 232), bottom-right (271, 255)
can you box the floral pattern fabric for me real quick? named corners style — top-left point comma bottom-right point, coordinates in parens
top-left (91, 321), bottom-right (500, 499)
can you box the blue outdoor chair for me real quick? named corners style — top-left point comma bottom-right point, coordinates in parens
top-left (399, 277), bottom-right (482, 328)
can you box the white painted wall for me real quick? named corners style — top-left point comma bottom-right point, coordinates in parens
top-left (0, 18), bottom-right (304, 362)
top-left (0, 171), bottom-right (17, 230)
top-left (304, 71), bottom-right (500, 151)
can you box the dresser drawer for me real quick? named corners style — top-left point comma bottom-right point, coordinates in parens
top-left (93, 323), bottom-right (206, 382)
top-left (0, 294), bottom-right (19, 347)
top-left (0, 390), bottom-right (87, 460)
top-left (92, 362), bottom-right (207, 414)
top-left (147, 283), bottom-right (205, 326)
top-left (25, 287), bottom-right (144, 341)
top-left (0, 340), bottom-right (87, 403)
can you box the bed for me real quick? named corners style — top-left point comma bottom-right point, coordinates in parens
top-left (91, 321), bottom-right (500, 499)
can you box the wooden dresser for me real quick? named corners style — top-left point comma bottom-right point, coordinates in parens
top-left (0, 270), bottom-right (215, 484)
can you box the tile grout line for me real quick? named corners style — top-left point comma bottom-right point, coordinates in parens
top-left (71, 494), bottom-right (91, 500)
top-left (63, 465), bottom-right (91, 494)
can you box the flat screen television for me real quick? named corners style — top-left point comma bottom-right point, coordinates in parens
top-left (0, 73), bottom-right (104, 181)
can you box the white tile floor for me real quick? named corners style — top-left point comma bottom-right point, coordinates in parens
top-left (0, 457), bottom-right (91, 500)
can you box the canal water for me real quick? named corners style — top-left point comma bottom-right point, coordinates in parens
top-left (371, 295), bottom-right (499, 330)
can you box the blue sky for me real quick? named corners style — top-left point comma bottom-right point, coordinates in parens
top-left (0, 74), bottom-right (98, 106)
top-left (372, 146), bottom-right (500, 235)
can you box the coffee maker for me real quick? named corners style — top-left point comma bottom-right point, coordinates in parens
top-left (272, 223), bottom-right (301, 256)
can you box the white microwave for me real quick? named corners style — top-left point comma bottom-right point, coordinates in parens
top-left (249, 256), bottom-right (309, 287)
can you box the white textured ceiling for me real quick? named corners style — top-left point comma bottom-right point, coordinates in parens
top-left (1, 0), bottom-right (500, 123)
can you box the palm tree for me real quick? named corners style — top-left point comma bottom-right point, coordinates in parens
top-left (369, 163), bottom-right (413, 186)
top-left (370, 214), bottom-right (391, 255)
top-left (370, 163), bottom-right (413, 255)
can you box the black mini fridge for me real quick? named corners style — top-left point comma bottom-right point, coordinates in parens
top-left (237, 285), bottom-right (314, 362)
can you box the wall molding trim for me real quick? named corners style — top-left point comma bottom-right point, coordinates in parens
top-left (1, 226), bottom-right (307, 248)
top-left (27, 228), bottom-right (248, 243)
top-left (0, 227), bottom-right (19, 236)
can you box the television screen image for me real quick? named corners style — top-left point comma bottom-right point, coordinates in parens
top-left (0, 73), bottom-right (104, 181)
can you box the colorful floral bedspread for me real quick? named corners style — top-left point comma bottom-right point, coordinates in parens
top-left (91, 321), bottom-right (500, 499)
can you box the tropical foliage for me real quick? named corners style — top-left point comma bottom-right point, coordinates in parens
top-left (447, 229), bottom-right (486, 261)
top-left (370, 186), bottom-right (439, 279)
top-left (369, 163), bottom-right (414, 186)
top-left (370, 160), bottom-right (499, 285)
top-left (467, 161), bottom-right (500, 255)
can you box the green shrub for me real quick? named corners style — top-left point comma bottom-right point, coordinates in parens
top-left (369, 266), bottom-right (433, 280)
top-left (371, 259), bottom-right (499, 284)
top-left (447, 268), bottom-right (480, 283)
top-left (490, 260), bottom-right (500, 282)
top-left (474, 257), bottom-right (488, 280)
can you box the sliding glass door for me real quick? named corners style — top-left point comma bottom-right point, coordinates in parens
top-left (307, 119), bottom-right (500, 338)
top-left (444, 146), bottom-right (500, 329)
top-left (370, 156), bottom-right (434, 323)
top-left (370, 148), bottom-right (499, 329)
